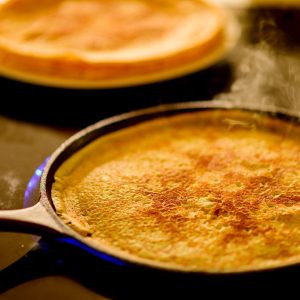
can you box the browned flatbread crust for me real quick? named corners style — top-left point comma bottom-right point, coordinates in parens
top-left (52, 110), bottom-right (300, 272)
top-left (0, 0), bottom-right (225, 82)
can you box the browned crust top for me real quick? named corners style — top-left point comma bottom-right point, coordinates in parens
top-left (52, 110), bottom-right (300, 271)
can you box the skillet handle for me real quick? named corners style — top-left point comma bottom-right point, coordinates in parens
top-left (0, 202), bottom-right (65, 236)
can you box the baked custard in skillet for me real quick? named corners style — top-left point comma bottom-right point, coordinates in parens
top-left (52, 110), bottom-right (300, 272)
top-left (0, 0), bottom-right (226, 86)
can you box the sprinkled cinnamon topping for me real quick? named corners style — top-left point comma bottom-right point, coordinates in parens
top-left (52, 110), bottom-right (300, 272)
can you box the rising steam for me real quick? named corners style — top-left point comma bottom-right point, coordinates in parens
top-left (216, 9), bottom-right (300, 112)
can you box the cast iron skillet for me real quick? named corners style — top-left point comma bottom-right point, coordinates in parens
top-left (1, 100), bottom-right (300, 297)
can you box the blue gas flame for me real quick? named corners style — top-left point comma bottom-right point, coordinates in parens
top-left (24, 157), bottom-right (49, 207)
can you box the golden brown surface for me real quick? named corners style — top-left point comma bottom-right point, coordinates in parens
top-left (52, 110), bottom-right (300, 272)
top-left (0, 0), bottom-right (225, 82)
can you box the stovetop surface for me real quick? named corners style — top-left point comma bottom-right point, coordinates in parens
top-left (1, 5), bottom-right (300, 299)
